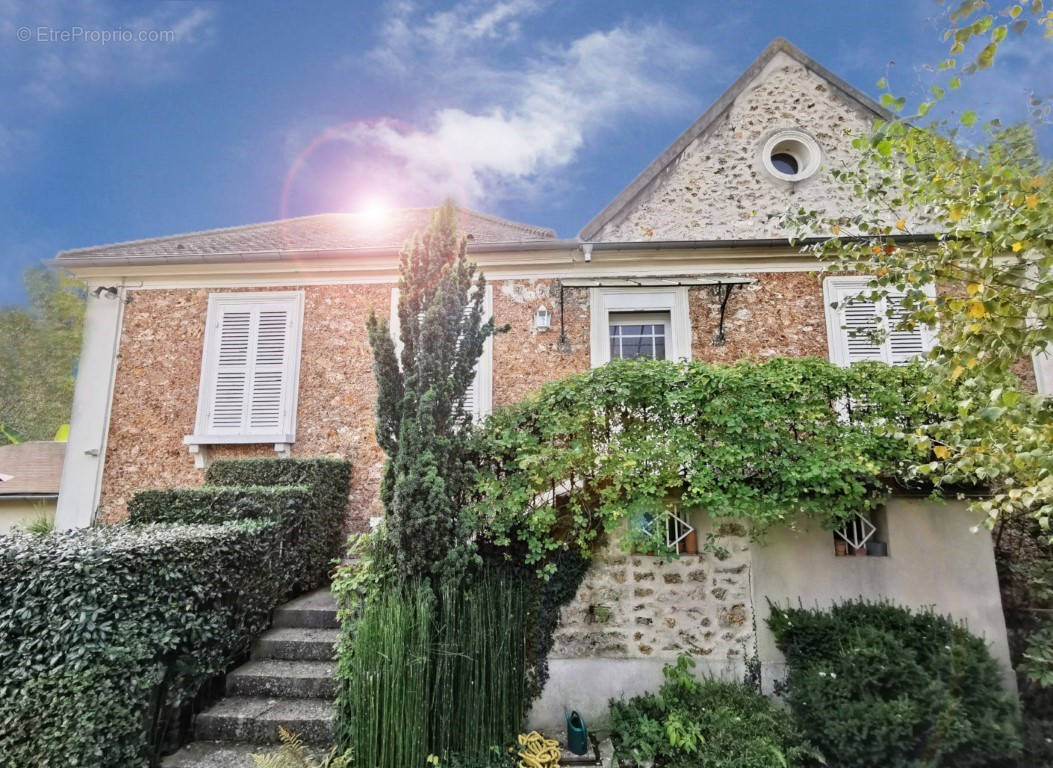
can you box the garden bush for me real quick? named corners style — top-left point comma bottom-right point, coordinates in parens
top-left (609, 654), bottom-right (821, 767)
top-left (768, 600), bottom-right (1021, 768)
top-left (1, 457), bottom-right (351, 767)
top-left (0, 520), bottom-right (286, 767)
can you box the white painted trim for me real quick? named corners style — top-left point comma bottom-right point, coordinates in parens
top-left (55, 286), bottom-right (126, 529)
top-left (187, 290), bottom-right (305, 452)
top-left (590, 286), bottom-right (691, 367)
top-left (61, 249), bottom-right (832, 291)
top-left (823, 276), bottom-right (936, 366)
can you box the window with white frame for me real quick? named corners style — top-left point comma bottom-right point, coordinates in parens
top-left (609, 312), bottom-right (670, 360)
top-left (389, 286), bottom-right (493, 420)
top-left (590, 287), bottom-right (691, 367)
top-left (186, 292), bottom-right (304, 453)
top-left (823, 277), bottom-right (935, 366)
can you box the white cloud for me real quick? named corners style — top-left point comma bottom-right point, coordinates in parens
top-left (342, 9), bottom-right (710, 206)
top-left (368, 0), bottom-right (546, 74)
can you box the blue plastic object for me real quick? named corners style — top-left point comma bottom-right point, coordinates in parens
top-left (566, 710), bottom-right (589, 755)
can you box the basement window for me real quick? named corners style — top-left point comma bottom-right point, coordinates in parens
top-left (833, 510), bottom-right (888, 557)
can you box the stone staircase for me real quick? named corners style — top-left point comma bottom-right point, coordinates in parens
top-left (162, 587), bottom-right (340, 767)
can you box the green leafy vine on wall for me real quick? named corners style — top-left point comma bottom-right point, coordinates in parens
top-left (468, 356), bottom-right (955, 578)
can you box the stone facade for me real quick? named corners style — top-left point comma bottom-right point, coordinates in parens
top-left (98, 284), bottom-right (392, 526)
top-left (596, 51), bottom-right (880, 242)
top-left (551, 528), bottom-right (754, 662)
top-left (688, 272), bottom-right (827, 363)
top-left (491, 280), bottom-right (591, 407)
top-left (96, 273), bottom-right (832, 526)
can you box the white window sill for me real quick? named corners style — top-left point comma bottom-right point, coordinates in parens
top-left (183, 434), bottom-right (295, 468)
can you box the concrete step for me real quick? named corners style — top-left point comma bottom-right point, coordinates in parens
top-left (272, 588), bottom-right (338, 630)
top-left (226, 660), bottom-right (337, 699)
top-left (252, 627), bottom-right (340, 661)
top-left (195, 697), bottom-right (335, 745)
top-left (161, 741), bottom-right (330, 767)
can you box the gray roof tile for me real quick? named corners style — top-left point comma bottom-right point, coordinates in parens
top-left (57, 208), bottom-right (555, 262)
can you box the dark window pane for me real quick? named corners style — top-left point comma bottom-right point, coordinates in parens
top-left (654, 338), bottom-right (666, 360)
top-left (771, 152), bottom-right (798, 175)
top-left (609, 326), bottom-right (621, 337)
top-left (620, 338), bottom-right (647, 359)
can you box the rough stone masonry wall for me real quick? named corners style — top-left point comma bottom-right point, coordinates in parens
top-left (597, 51), bottom-right (881, 242)
top-left (689, 272), bottom-right (827, 362)
top-left (98, 279), bottom-right (594, 527)
top-left (98, 285), bottom-right (392, 527)
top-left (492, 280), bottom-right (591, 406)
top-left (551, 527), bottom-right (754, 662)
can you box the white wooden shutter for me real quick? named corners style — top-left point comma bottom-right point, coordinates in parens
top-left (193, 292), bottom-right (304, 442)
top-left (824, 278), bottom-right (934, 366)
top-left (466, 285), bottom-right (493, 420)
top-left (841, 293), bottom-right (884, 363)
top-left (208, 308), bottom-right (252, 431)
top-left (249, 308), bottom-right (293, 430)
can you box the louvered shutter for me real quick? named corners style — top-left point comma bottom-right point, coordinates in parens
top-left (886, 294), bottom-right (927, 365)
top-left (825, 278), bottom-right (934, 367)
top-left (208, 308), bottom-right (252, 432)
top-left (194, 292), bottom-right (304, 442)
top-left (249, 308), bottom-right (292, 430)
top-left (838, 291), bottom-right (884, 363)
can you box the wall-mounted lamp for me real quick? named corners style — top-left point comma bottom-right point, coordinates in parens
top-left (535, 304), bottom-right (552, 332)
top-left (92, 286), bottom-right (119, 299)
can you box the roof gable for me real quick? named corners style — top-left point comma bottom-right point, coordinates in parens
top-left (580, 38), bottom-right (890, 242)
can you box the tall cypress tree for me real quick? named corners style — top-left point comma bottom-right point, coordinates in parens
top-left (366, 201), bottom-right (495, 584)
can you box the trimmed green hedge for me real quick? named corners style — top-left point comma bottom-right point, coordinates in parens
top-left (1, 457), bottom-right (352, 767)
top-left (128, 458), bottom-right (351, 593)
top-left (0, 520), bottom-right (284, 767)
top-left (768, 600), bottom-right (1021, 768)
top-left (128, 485), bottom-right (313, 525)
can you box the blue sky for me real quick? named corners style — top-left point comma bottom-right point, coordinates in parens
top-left (0, 0), bottom-right (1049, 305)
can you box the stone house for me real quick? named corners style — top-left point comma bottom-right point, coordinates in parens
top-left (49, 39), bottom-right (1023, 724)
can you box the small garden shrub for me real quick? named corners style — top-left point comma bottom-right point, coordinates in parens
top-left (337, 574), bottom-right (527, 768)
top-left (609, 655), bottom-right (820, 767)
top-left (768, 600), bottom-right (1021, 768)
top-left (0, 520), bottom-right (286, 767)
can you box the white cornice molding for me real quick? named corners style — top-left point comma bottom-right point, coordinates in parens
top-left (66, 248), bottom-right (826, 290)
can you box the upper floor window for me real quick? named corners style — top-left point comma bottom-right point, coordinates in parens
top-left (187, 291), bottom-right (304, 448)
top-left (823, 277), bottom-right (935, 366)
top-left (590, 287), bottom-right (691, 367)
top-left (609, 312), bottom-right (670, 361)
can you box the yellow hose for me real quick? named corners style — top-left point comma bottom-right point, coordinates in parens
top-left (516, 731), bottom-right (561, 768)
